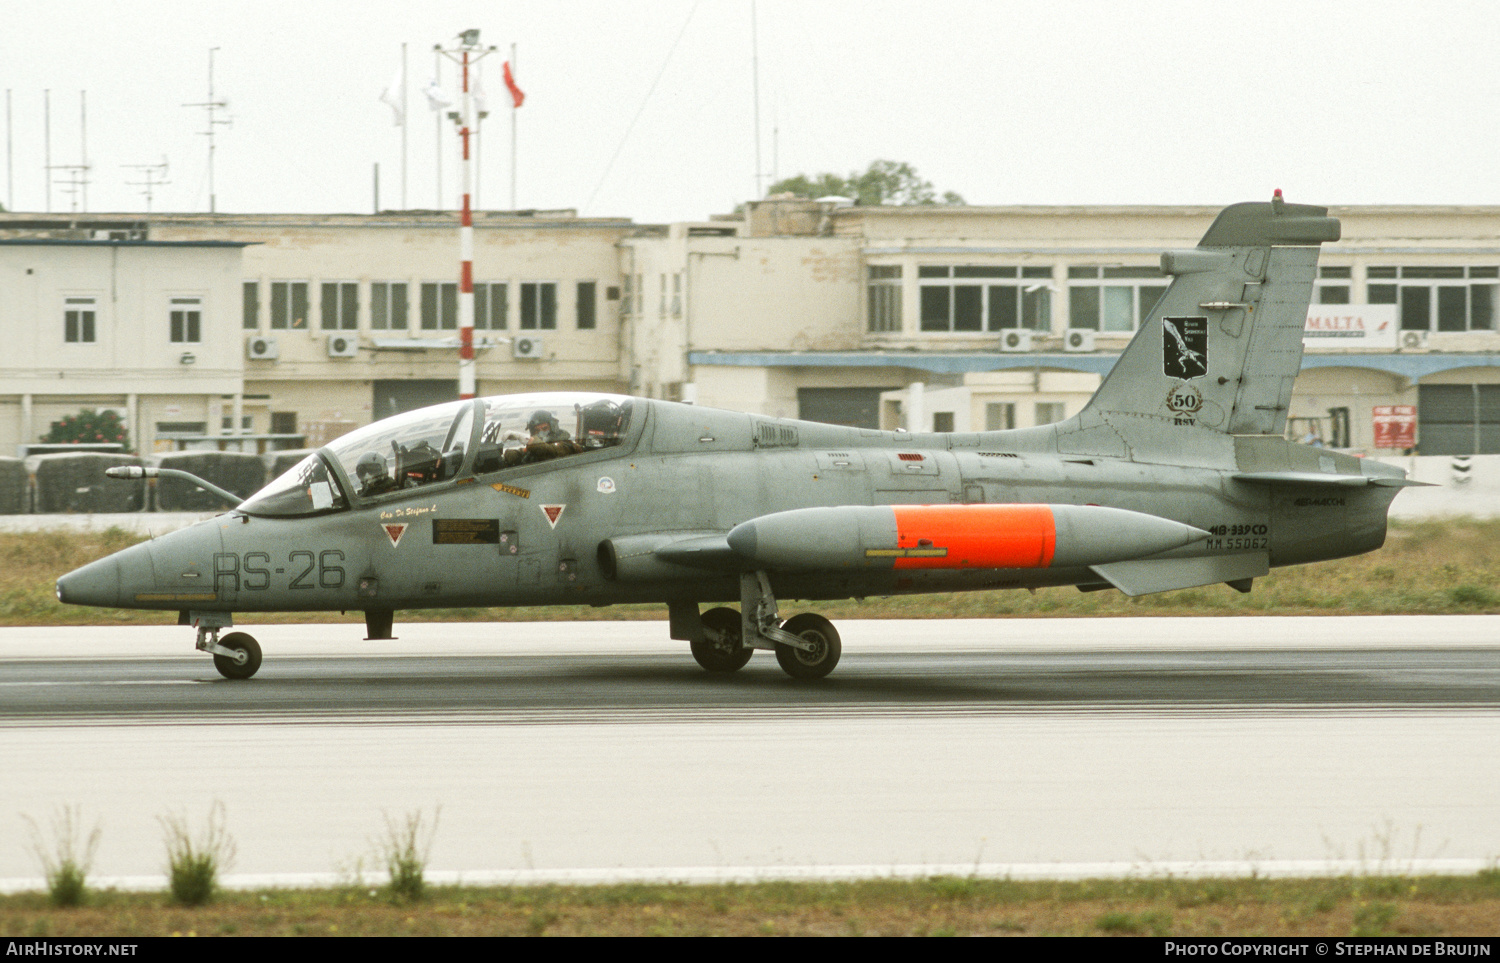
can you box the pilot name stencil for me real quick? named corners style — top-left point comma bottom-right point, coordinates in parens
top-left (1162, 316), bottom-right (1208, 380)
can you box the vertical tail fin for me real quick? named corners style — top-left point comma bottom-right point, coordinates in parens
top-left (1078, 195), bottom-right (1340, 439)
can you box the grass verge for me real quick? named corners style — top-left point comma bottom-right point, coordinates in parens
top-left (4, 873), bottom-right (1500, 936)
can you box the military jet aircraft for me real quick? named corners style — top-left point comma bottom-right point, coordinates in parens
top-left (57, 194), bottom-right (1418, 680)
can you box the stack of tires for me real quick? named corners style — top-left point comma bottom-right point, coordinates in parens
top-left (0, 458), bottom-right (27, 514)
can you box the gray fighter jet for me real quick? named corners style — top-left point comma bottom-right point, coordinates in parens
top-left (57, 195), bottom-right (1418, 680)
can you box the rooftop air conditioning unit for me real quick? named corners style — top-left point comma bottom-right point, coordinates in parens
top-left (513, 335), bottom-right (545, 359)
top-left (1064, 329), bottom-right (1096, 352)
top-left (999, 329), bottom-right (1033, 353)
top-left (246, 336), bottom-right (279, 361)
top-left (1399, 329), bottom-right (1431, 352)
top-left (326, 334), bottom-right (359, 358)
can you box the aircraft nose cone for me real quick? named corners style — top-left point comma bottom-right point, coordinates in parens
top-left (56, 555), bottom-right (122, 608)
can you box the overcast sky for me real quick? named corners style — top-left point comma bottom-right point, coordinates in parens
top-left (3, 0), bottom-right (1498, 222)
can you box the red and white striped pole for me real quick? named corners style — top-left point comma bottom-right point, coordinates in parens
top-left (458, 46), bottom-right (475, 400)
top-left (438, 29), bottom-right (495, 401)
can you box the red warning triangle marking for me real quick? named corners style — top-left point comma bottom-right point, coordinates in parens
top-left (384, 523), bottom-right (408, 546)
top-left (541, 504), bottom-right (566, 528)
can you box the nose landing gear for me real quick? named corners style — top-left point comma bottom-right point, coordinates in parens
top-left (189, 612), bottom-right (263, 680)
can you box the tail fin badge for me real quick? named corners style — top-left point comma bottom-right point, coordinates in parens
top-left (1163, 316), bottom-right (1208, 379)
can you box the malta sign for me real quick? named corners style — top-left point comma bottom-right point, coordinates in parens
top-left (1303, 305), bottom-right (1398, 350)
top-left (1373, 405), bottom-right (1417, 450)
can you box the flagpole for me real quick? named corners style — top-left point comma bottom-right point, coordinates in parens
top-left (510, 44), bottom-right (517, 210)
top-left (401, 42), bottom-right (408, 209)
top-left (434, 49), bottom-right (442, 209)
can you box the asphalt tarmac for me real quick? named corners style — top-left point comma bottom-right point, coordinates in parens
top-left (2, 617), bottom-right (1497, 888)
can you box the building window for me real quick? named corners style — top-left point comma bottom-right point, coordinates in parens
top-left (474, 282), bottom-right (507, 330)
top-left (1067, 266), bottom-right (1167, 332)
top-left (672, 273), bottom-right (682, 316)
top-left (985, 402), bottom-right (1015, 431)
top-left (64, 297), bottom-right (97, 343)
top-left (370, 282), bottom-right (409, 330)
top-left (932, 412), bottom-right (955, 432)
top-left (269, 281), bottom-right (309, 330)
top-left (242, 282), bottom-right (260, 329)
top-left (1317, 266), bottom-right (1351, 305)
top-left (621, 276), bottom-right (632, 317)
top-left (520, 282), bottom-right (557, 330)
top-left (420, 282), bottom-right (458, 330)
top-left (170, 297), bottom-right (202, 343)
top-left (867, 265), bottom-right (902, 333)
top-left (658, 274), bottom-right (667, 317)
top-left (1035, 402), bottom-right (1066, 426)
top-left (1368, 266), bottom-right (1497, 332)
top-left (577, 281), bottom-right (597, 329)
top-left (918, 265), bottom-right (1052, 332)
top-left (320, 281), bottom-right (358, 331)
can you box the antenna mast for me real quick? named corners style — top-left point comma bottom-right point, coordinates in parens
top-left (124, 159), bottom-right (171, 212)
top-left (183, 48), bottom-right (231, 213)
top-left (437, 28), bottom-right (498, 402)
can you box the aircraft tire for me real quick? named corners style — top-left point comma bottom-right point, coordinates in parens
top-left (213, 632), bottom-right (262, 680)
top-left (775, 614), bottom-right (841, 680)
top-left (691, 607), bottom-right (753, 672)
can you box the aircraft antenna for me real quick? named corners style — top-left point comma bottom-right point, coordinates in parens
top-left (437, 29), bottom-right (498, 400)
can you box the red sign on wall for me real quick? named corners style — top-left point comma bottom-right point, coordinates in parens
top-left (1373, 405), bottom-right (1416, 449)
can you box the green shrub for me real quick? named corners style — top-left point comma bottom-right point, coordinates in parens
top-left (159, 803), bottom-right (235, 906)
top-left (24, 806), bottom-right (101, 908)
top-left (378, 807), bottom-right (440, 904)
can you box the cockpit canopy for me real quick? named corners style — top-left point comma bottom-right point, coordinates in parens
top-left (239, 393), bottom-right (635, 517)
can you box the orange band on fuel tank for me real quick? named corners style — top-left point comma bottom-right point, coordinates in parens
top-left (889, 504), bottom-right (1056, 570)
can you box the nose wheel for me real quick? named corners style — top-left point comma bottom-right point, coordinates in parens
top-left (211, 632), bottom-right (262, 680)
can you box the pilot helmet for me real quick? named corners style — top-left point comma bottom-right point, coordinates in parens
top-left (582, 401), bottom-right (623, 440)
top-left (527, 410), bottom-right (556, 433)
top-left (355, 451), bottom-right (387, 482)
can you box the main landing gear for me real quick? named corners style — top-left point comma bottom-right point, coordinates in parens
top-left (672, 572), bottom-right (843, 680)
top-left (187, 612), bottom-right (262, 680)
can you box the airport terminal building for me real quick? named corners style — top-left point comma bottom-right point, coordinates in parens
top-left (4, 199), bottom-right (1500, 457)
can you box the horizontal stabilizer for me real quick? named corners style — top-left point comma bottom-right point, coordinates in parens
top-left (1091, 551), bottom-right (1270, 597)
top-left (1232, 471), bottom-right (1431, 488)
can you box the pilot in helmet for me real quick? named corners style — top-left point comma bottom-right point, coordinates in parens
top-left (355, 451), bottom-right (400, 496)
top-left (521, 409), bottom-right (582, 463)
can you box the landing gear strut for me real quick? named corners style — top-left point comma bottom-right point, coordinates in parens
top-left (189, 611), bottom-right (263, 680)
top-left (667, 575), bottom-right (842, 680)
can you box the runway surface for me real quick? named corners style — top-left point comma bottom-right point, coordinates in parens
top-left (1, 617), bottom-right (1497, 888)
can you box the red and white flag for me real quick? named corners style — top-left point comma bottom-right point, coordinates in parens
top-left (503, 61), bottom-right (525, 108)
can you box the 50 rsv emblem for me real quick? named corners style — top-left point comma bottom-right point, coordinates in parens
top-left (1163, 316), bottom-right (1208, 379)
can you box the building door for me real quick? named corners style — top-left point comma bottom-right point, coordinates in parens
top-left (1417, 384), bottom-right (1500, 454)
top-left (372, 380), bottom-right (460, 422)
top-left (797, 388), bottom-right (891, 429)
